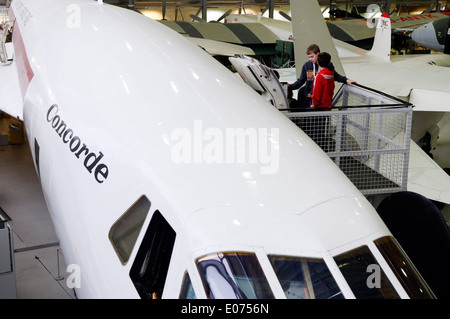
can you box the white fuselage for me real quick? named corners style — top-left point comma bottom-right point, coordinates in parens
top-left (6, 0), bottom-right (429, 299)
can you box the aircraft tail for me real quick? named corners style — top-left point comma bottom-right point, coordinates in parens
top-left (368, 12), bottom-right (392, 61)
top-left (289, 0), bottom-right (345, 78)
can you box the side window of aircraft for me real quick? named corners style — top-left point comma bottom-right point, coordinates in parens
top-left (374, 236), bottom-right (434, 299)
top-left (179, 272), bottom-right (196, 299)
top-left (109, 195), bottom-right (151, 265)
top-left (129, 210), bottom-right (176, 299)
top-left (268, 255), bottom-right (343, 299)
top-left (34, 138), bottom-right (40, 177)
top-left (334, 245), bottom-right (399, 299)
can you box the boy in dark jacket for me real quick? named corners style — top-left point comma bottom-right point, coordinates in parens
top-left (288, 44), bottom-right (355, 108)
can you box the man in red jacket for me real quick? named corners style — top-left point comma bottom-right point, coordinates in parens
top-left (310, 52), bottom-right (334, 151)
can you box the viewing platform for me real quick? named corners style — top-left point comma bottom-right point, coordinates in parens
top-left (283, 84), bottom-right (413, 196)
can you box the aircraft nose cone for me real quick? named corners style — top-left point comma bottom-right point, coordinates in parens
top-left (410, 22), bottom-right (441, 51)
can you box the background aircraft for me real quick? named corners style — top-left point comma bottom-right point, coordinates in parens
top-left (155, 7), bottom-right (449, 67)
top-left (158, 16), bottom-right (279, 65)
top-left (226, 10), bottom-right (450, 49)
top-left (410, 16), bottom-right (450, 53)
top-left (1, 0), bottom-right (436, 299)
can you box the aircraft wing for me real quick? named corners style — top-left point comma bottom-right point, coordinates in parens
top-left (159, 20), bottom-right (280, 45)
top-left (0, 43), bottom-right (23, 120)
top-left (187, 37), bottom-right (255, 56)
top-left (409, 89), bottom-right (450, 112)
top-left (226, 14), bottom-right (293, 41)
top-left (226, 13), bottom-right (376, 43)
top-left (408, 140), bottom-right (450, 205)
top-left (390, 12), bottom-right (450, 29)
top-left (327, 19), bottom-right (375, 42)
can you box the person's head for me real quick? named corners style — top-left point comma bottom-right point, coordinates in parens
top-left (306, 44), bottom-right (320, 64)
top-left (317, 52), bottom-right (331, 68)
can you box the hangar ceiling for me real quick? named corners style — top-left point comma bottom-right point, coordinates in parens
top-left (103, 0), bottom-right (445, 11)
top-left (99, 0), bottom-right (447, 21)
top-left (0, 0), bottom-right (447, 21)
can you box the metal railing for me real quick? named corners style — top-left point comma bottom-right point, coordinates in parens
top-left (283, 84), bottom-right (413, 195)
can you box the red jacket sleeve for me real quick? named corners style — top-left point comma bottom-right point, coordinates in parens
top-left (312, 76), bottom-right (323, 108)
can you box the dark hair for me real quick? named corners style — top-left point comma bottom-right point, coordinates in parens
top-left (306, 44), bottom-right (320, 55)
top-left (317, 52), bottom-right (331, 68)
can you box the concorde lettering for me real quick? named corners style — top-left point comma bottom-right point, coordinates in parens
top-left (46, 104), bottom-right (109, 184)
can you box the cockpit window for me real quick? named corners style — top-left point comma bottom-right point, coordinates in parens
top-left (179, 272), bottom-right (196, 299)
top-left (109, 195), bottom-right (151, 265)
top-left (374, 236), bottom-right (435, 299)
top-left (196, 252), bottom-right (274, 299)
top-left (334, 245), bottom-right (399, 299)
top-left (269, 255), bottom-right (343, 299)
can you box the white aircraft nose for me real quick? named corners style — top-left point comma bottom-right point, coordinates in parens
top-left (411, 22), bottom-right (443, 51)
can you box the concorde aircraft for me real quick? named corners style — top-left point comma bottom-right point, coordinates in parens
top-left (0, 0), bottom-right (435, 299)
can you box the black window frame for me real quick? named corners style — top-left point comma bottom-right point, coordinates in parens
top-left (334, 245), bottom-right (399, 299)
top-left (129, 210), bottom-right (176, 299)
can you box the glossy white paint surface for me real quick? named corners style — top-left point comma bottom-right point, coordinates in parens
top-left (7, 0), bottom-right (396, 298)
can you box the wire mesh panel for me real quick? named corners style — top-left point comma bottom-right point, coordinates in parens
top-left (284, 84), bottom-right (413, 195)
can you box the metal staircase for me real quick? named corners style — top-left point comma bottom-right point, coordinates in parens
top-left (284, 83), bottom-right (413, 195)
